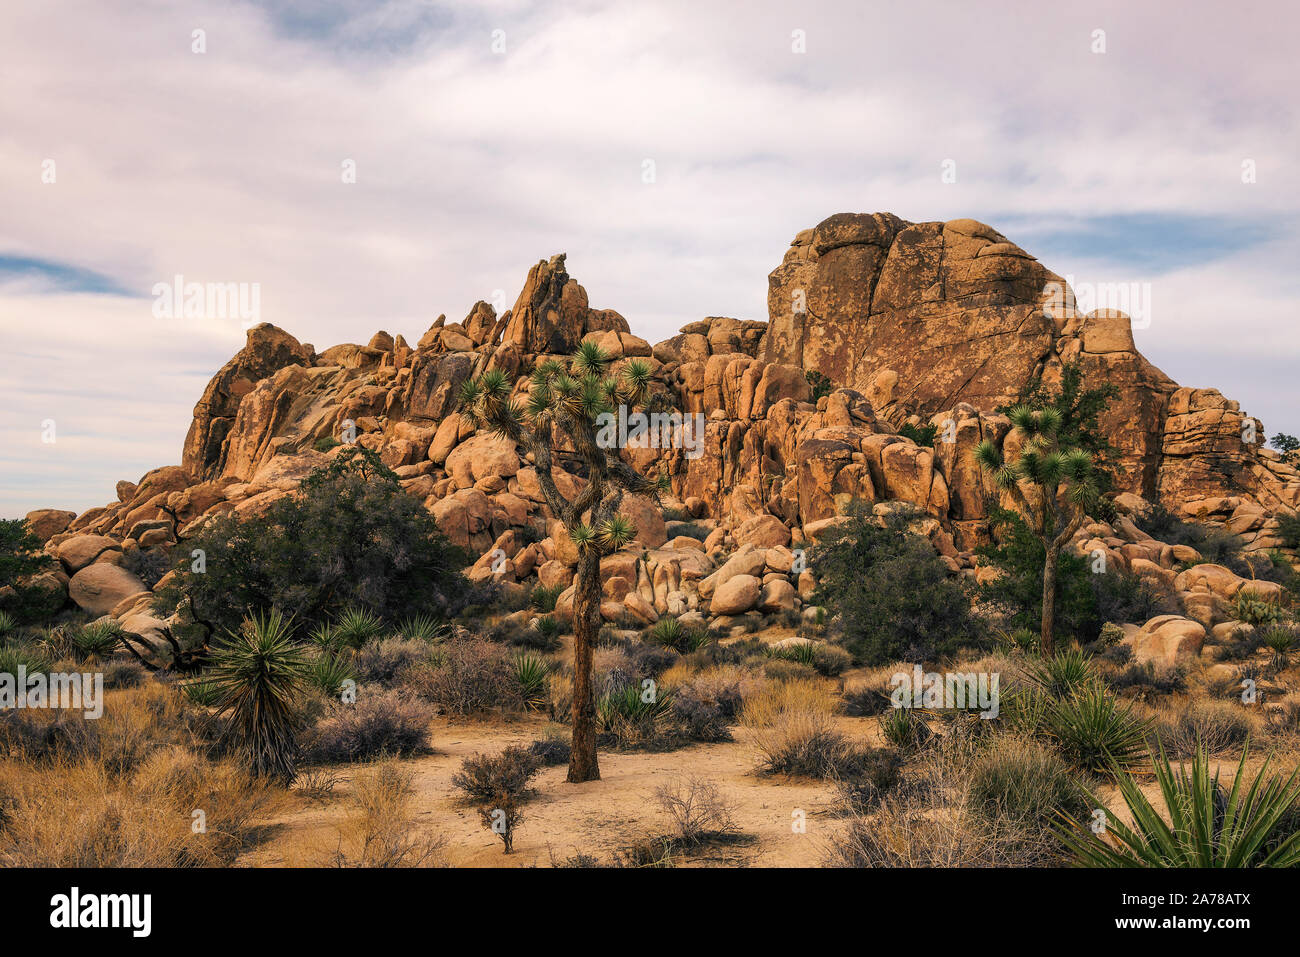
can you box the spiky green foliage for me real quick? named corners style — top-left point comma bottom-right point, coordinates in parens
top-left (0, 610), bottom-right (16, 641)
top-left (1043, 685), bottom-right (1151, 775)
top-left (396, 612), bottom-right (447, 642)
top-left (1025, 646), bottom-right (1097, 698)
top-left (647, 617), bottom-right (710, 654)
top-left (1060, 745), bottom-right (1300, 867)
top-left (207, 610), bottom-right (309, 783)
top-left (309, 652), bottom-right (357, 697)
top-left (181, 677), bottom-right (221, 707)
top-left (334, 605), bottom-right (384, 648)
top-left (0, 643), bottom-right (48, 678)
top-left (529, 584), bottom-right (564, 613)
top-left (70, 620), bottom-right (123, 662)
top-left (513, 651), bottom-right (550, 710)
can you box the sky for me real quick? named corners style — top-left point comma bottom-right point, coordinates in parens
top-left (1, 0), bottom-right (1297, 517)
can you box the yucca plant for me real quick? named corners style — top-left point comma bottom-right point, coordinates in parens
top-left (308, 622), bottom-right (342, 652)
top-left (70, 620), bottom-right (124, 662)
top-left (396, 612), bottom-right (447, 642)
top-left (333, 605), bottom-right (384, 648)
top-left (1059, 744), bottom-right (1300, 867)
top-left (0, 643), bottom-right (47, 678)
top-left (514, 651), bottom-right (551, 710)
top-left (649, 617), bottom-right (709, 654)
top-left (596, 682), bottom-right (674, 744)
top-left (181, 676), bottom-right (222, 707)
top-left (1260, 623), bottom-right (1296, 671)
top-left (975, 403), bottom-right (1100, 655)
top-left (309, 652), bottom-right (357, 697)
top-left (1043, 684), bottom-right (1151, 775)
top-left (767, 642), bottom-right (818, 667)
top-left (1025, 645), bottom-right (1097, 698)
top-left (0, 610), bottom-right (16, 641)
top-left (207, 609), bottom-right (308, 783)
top-left (530, 615), bottom-right (563, 650)
top-left (460, 342), bottom-right (671, 782)
top-left (881, 705), bottom-right (933, 752)
top-left (529, 584), bottom-right (564, 613)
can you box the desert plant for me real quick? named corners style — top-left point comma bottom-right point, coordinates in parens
top-left (1260, 623), bottom-right (1296, 670)
top-left (353, 637), bottom-right (427, 684)
top-left (1059, 744), bottom-right (1300, 867)
top-left (323, 759), bottom-right (444, 867)
top-left (530, 583), bottom-right (565, 613)
top-left (152, 447), bottom-right (468, 645)
top-left (810, 502), bottom-right (985, 665)
top-left (648, 617), bottom-right (709, 654)
top-left (1042, 685), bottom-right (1150, 775)
top-left (968, 735), bottom-right (1089, 829)
top-left (0, 519), bottom-right (60, 624)
top-left (396, 613), bottom-right (446, 642)
top-left (514, 651), bottom-right (551, 710)
top-left (301, 689), bottom-right (432, 763)
top-left (1234, 591), bottom-right (1282, 627)
top-left (976, 401), bottom-right (1104, 654)
top-left (334, 605), bottom-right (385, 649)
top-left (68, 620), bottom-right (123, 662)
top-left (459, 343), bottom-right (669, 782)
top-left (881, 705), bottom-right (934, 753)
top-left (415, 638), bottom-right (522, 715)
top-left (654, 776), bottom-right (738, 845)
top-left (1024, 646), bottom-right (1097, 698)
top-left (206, 609), bottom-right (309, 783)
top-left (1156, 699), bottom-right (1254, 757)
top-left (0, 610), bottom-right (16, 640)
top-left (451, 745), bottom-right (543, 804)
top-left (805, 370), bottom-right (833, 402)
top-left (479, 796), bottom-right (524, 854)
top-left (596, 681), bottom-right (675, 746)
top-left (742, 678), bottom-right (851, 776)
top-left (307, 652), bottom-right (357, 697)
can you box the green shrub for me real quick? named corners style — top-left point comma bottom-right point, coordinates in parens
top-left (1156, 699), bottom-right (1253, 757)
top-left (805, 370), bottom-right (833, 402)
top-left (1043, 685), bottom-right (1150, 775)
top-left (647, 617), bottom-right (709, 654)
top-left (513, 651), bottom-right (550, 710)
top-left (0, 519), bottom-right (62, 624)
top-left (898, 421), bottom-right (939, 447)
top-left (1235, 591), bottom-right (1282, 627)
top-left (69, 620), bottom-right (124, 663)
top-left (881, 706), bottom-right (933, 753)
top-left (529, 584), bottom-right (565, 613)
top-left (811, 502), bottom-right (985, 665)
top-left (395, 613), bottom-right (446, 642)
top-left (1025, 646), bottom-right (1097, 698)
top-left (152, 447), bottom-right (468, 641)
top-left (969, 736), bottom-right (1090, 829)
top-left (1059, 745), bottom-right (1300, 867)
top-left (308, 653), bottom-right (357, 697)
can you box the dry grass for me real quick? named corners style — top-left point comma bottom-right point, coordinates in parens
top-left (318, 759), bottom-right (446, 867)
top-left (741, 677), bottom-right (850, 777)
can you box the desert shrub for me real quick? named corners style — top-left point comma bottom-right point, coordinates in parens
top-left (626, 641), bottom-right (680, 677)
top-left (207, 610), bottom-right (308, 783)
top-left (811, 643), bottom-right (853, 677)
top-left (152, 448), bottom-right (469, 641)
top-left (841, 679), bottom-right (892, 717)
top-left (1155, 699), bottom-right (1254, 757)
top-left (394, 613), bottom-right (448, 642)
top-left (766, 642), bottom-right (816, 667)
top-left (322, 759), bottom-right (445, 867)
top-left (654, 776), bottom-right (738, 845)
top-left (0, 643), bottom-right (48, 678)
top-left (834, 747), bottom-right (903, 812)
top-left (0, 747), bottom-right (280, 867)
top-left (1106, 660), bottom-right (1185, 695)
top-left (763, 658), bottom-right (816, 682)
top-left (479, 795), bottom-right (525, 854)
top-left (805, 370), bottom-right (833, 402)
top-left (414, 638), bottom-right (522, 715)
top-left (669, 687), bottom-right (731, 742)
top-left (596, 681), bottom-right (676, 748)
top-left (301, 689), bottom-right (432, 764)
top-left (881, 706), bottom-right (934, 753)
top-left (1059, 745), bottom-right (1300, 867)
top-left (353, 637), bottom-right (428, 684)
top-left (1276, 511), bottom-right (1300, 550)
top-left (527, 730), bottom-right (571, 767)
top-left (0, 519), bottom-right (62, 624)
top-left (122, 547), bottom-right (172, 590)
top-left (742, 678), bottom-right (852, 777)
top-left (101, 659), bottom-right (146, 689)
top-left (812, 502), bottom-right (985, 665)
top-left (452, 745), bottom-right (542, 804)
top-left (1043, 685), bottom-right (1151, 775)
top-left (530, 584), bottom-right (565, 613)
top-left (898, 421), bottom-right (940, 447)
top-left (333, 605), bottom-right (385, 649)
top-left (678, 664), bottom-right (761, 720)
top-left (522, 615), bottom-right (563, 651)
top-left (1260, 622), bottom-right (1297, 669)
top-left (969, 736), bottom-right (1089, 829)
top-left (67, 620), bottom-right (124, 663)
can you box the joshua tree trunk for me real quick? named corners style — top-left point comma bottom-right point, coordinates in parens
top-left (567, 546), bottom-right (602, 782)
top-left (1040, 543), bottom-right (1059, 656)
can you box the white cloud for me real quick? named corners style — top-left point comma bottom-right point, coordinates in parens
top-left (1, 0), bottom-right (1297, 515)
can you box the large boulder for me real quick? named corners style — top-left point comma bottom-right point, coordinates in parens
top-left (1127, 615), bottom-right (1206, 668)
top-left (711, 574), bottom-right (762, 615)
top-left (25, 509), bottom-right (76, 542)
top-left (56, 534), bottom-right (121, 573)
top-left (68, 564), bottom-right (147, 617)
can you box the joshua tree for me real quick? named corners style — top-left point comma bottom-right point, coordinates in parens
top-left (975, 406), bottom-right (1099, 655)
top-left (458, 342), bottom-right (666, 782)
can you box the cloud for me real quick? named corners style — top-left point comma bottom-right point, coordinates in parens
top-left (1, 0), bottom-right (1297, 515)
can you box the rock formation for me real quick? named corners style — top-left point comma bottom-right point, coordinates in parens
top-left (18, 212), bottom-right (1299, 666)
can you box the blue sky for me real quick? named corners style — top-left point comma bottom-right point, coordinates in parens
top-left (1, 0), bottom-right (1297, 516)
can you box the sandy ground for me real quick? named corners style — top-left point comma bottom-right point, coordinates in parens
top-left (240, 715), bottom-right (866, 868)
